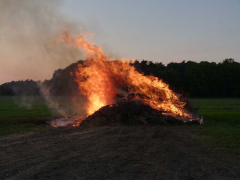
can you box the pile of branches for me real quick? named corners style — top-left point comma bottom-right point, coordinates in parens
top-left (81, 101), bottom-right (200, 127)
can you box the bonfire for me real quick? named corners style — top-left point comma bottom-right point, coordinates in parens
top-left (51, 31), bottom-right (203, 127)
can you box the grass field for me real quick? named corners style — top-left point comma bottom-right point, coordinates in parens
top-left (1, 97), bottom-right (240, 179)
top-left (0, 97), bottom-right (52, 136)
top-left (189, 98), bottom-right (240, 153)
top-left (0, 97), bottom-right (239, 152)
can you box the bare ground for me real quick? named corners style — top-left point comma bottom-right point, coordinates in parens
top-left (0, 126), bottom-right (239, 180)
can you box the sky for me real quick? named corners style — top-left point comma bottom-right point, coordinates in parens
top-left (0, 0), bottom-right (240, 84)
top-left (60, 0), bottom-right (240, 62)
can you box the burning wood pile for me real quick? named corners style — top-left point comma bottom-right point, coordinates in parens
top-left (50, 31), bottom-right (203, 127)
top-left (81, 100), bottom-right (201, 127)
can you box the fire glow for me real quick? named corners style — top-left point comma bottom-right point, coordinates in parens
top-left (52, 31), bottom-right (203, 127)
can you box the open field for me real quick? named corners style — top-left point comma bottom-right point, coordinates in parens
top-left (0, 97), bottom-right (51, 136)
top-left (1, 126), bottom-right (239, 180)
top-left (0, 97), bottom-right (240, 152)
top-left (1, 97), bottom-right (240, 152)
top-left (0, 97), bottom-right (84, 136)
top-left (0, 97), bottom-right (239, 179)
top-left (189, 98), bottom-right (240, 153)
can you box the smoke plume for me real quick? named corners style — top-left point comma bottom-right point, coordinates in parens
top-left (0, 0), bottom-right (88, 117)
top-left (0, 0), bottom-right (84, 84)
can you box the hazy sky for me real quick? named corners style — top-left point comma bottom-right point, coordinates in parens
top-left (1, 0), bottom-right (240, 84)
top-left (60, 0), bottom-right (240, 62)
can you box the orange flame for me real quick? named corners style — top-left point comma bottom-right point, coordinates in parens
top-left (60, 31), bottom-right (201, 122)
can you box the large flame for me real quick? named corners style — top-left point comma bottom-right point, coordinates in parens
top-left (60, 31), bottom-right (201, 122)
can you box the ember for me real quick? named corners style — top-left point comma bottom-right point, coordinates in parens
top-left (51, 31), bottom-right (203, 127)
top-left (50, 117), bottom-right (83, 127)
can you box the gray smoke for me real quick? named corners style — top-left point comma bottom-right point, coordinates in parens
top-left (38, 82), bottom-right (68, 117)
top-left (0, 0), bottom-right (88, 119)
top-left (0, 0), bottom-right (84, 84)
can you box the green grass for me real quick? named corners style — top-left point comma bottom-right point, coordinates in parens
top-left (0, 97), bottom-right (53, 136)
top-left (0, 97), bottom-right (84, 136)
top-left (189, 98), bottom-right (240, 153)
top-left (0, 97), bottom-right (240, 153)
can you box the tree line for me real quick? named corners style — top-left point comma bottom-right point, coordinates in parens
top-left (0, 59), bottom-right (239, 97)
top-left (132, 58), bottom-right (240, 97)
